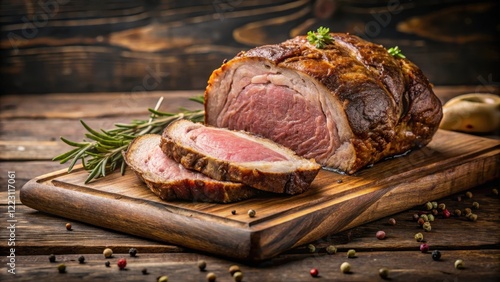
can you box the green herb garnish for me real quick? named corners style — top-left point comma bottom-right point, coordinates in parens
top-left (387, 46), bottom-right (406, 58)
top-left (53, 96), bottom-right (205, 184)
top-left (307, 26), bottom-right (333, 49)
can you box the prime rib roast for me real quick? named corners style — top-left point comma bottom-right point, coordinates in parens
top-left (205, 33), bottom-right (443, 174)
top-left (124, 134), bottom-right (258, 203)
top-left (160, 119), bottom-right (321, 195)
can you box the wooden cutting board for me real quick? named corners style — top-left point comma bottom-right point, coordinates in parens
top-left (20, 130), bottom-right (500, 261)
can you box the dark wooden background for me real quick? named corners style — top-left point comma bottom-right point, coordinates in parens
top-left (1, 0), bottom-right (499, 95)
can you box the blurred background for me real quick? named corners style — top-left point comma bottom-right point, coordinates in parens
top-left (1, 0), bottom-right (499, 95)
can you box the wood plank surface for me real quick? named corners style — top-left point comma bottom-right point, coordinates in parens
top-left (19, 130), bottom-right (500, 261)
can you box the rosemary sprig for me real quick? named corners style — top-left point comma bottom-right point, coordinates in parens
top-left (53, 96), bottom-right (205, 184)
top-left (307, 26), bottom-right (334, 49)
top-left (387, 46), bottom-right (406, 58)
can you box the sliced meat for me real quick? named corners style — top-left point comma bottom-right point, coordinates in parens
top-left (160, 120), bottom-right (321, 195)
top-left (204, 33), bottom-right (443, 174)
top-left (124, 134), bottom-right (258, 203)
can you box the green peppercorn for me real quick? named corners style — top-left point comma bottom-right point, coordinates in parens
top-left (229, 265), bottom-right (241, 275)
top-left (206, 272), bottom-right (216, 282)
top-left (198, 260), bottom-right (207, 271)
top-left (472, 202), bottom-right (479, 209)
top-left (78, 255), bottom-right (85, 264)
top-left (347, 249), bottom-right (356, 258)
top-left (464, 208), bottom-right (472, 216)
top-left (233, 271), bottom-right (243, 282)
top-left (465, 191), bottom-right (473, 199)
top-left (455, 259), bottom-right (465, 269)
top-left (103, 248), bottom-right (113, 258)
top-left (379, 267), bottom-right (389, 279)
top-left (414, 232), bottom-right (424, 242)
top-left (427, 214), bottom-right (435, 222)
top-left (438, 203), bottom-right (446, 211)
top-left (340, 262), bottom-right (351, 273)
top-left (431, 201), bottom-right (438, 209)
top-left (308, 244), bottom-right (316, 253)
top-left (425, 201), bottom-right (433, 210)
top-left (248, 209), bottom-right (256, 218)
top-left (57, 263), bottom-right (66, 273)
top-left (158, 275), bottom-right (169, 282)
top-left (326, 245), bottom-right (337, 254)
top-left (422, 222), bottom-right (432, 232)
top-left (467, 213), bottom-right (478, 221)
top-left (420, 214), bottom-right (429, 222)
top-left (492, 188), bottom-right (499, 196)
top-left (454, 209), bottom-right (462, 216)
top-left (49, 254), bottom-right (56, 263)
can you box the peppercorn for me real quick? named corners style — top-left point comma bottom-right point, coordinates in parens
top-left (427, 214), bottom-right (435, 222)
top-left (231, 210), bottom-right (236, 215)
top-left (472, 201), bottom-right (479, 209)
top-left (425, 201), bottom-right (433, 210)
top-left (337, 179), bottom-right (343, 183)
top-left (57, 263), bottom-right (66, 273)
top-left (142, 268), bottom-right (148, 275)
top-left (464, 208), bottom-right (472, 216)
top-left (467, 213), bottom-right (478, 221)
top-left (310, 268), bottom-right (319, 277)
top-left (340, 262), bottom-right (351, 273)
top-left (158, 275), bottom-right (169, 282)
top-left (420, 214), bottom-right (429, 222)
top-left (308, 244), bottom-right (316, 253)
top-left (456, 195), bottom-right (462, 202)
top-left (414, 232), bottom-right (424, 242)
top-left (454, 209), bottom-right (462, 216)
top-left (376, 230), bottom-right (386, 240)
top-left (438, 203), bottom-right (446, 211)
top-left (326, 245), bottom-right (337, 254)
top-left (432, 250), bottom-right (441, 261)
top-left (347, 249), bottom-right (356, 258)
top-left (455, 259), bottom-right (465, 269)
top-left (49, 254), bottom-right (56, 263)
top-left (493, 188), bottom-right (499, 196)
top-left (388, 218), bottom-right (396, 226)
top-left (105, 261), bottom-right (110, 267)
top-left (420, 243), bottom-right (429, 253)
top-left (432, 209), bottom-right (439, 216)
top-left (129, 247), bottom-right (138, 257)
top-left (442, 209), bottom-right (451, 218)
top-left (417, 218), bottom-right (425, 226)
top-left (248, 209), bottom-right (256, 218)
top-left (198, 260), bottom-right (207, 271)
top-left (422, 222), bottom-right (432, 232)
top-left (229, 265), bottom-right (241, 275)
top-left (78, 255), bottom-right (85, 264)
top-left (103, 248), bottom-right (113, 258)
top-left (431, 201), bottom-right (438, 209)
top-left (206, 272), bottom-right (216, 282)
top-left (65, 223), bottom-right (72, 231)
top-left (379, 267), bottom-right (389, 279)
top-left (233, 271), bottom-right (244, 282)
top-left (465, 191), bottom-right (473, 199)
top-left (117, 258), bottom-right (127, 270)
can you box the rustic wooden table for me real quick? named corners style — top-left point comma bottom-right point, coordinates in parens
top-left (1, 88), bottom-right (499, 281)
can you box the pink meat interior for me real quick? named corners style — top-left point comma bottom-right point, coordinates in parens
top-left (187, 127), bottom-right (288, 162)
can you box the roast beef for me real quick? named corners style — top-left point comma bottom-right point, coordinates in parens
top-left (124, 134), bottom-right (258, 203)
top-left (204, 33), bottom-right (443, 174)
top-left (160, 119), bottom-right (321, 194)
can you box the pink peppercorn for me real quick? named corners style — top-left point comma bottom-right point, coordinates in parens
top-left (420, 243), bottom-right (429, 253)
top-left (376, 230), bottom-right (386, 240)
top-left (442, 209), bottom-right (451, 218)
top-left (310, 268), bottom-right (319, 277)
top-left (117, 258), bottom-right (127, 270)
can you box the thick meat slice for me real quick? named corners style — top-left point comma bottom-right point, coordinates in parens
top-left (124, 134), bottom-right (258, 203)
top-left (204, 33), bottom-right (443, 174)
top-left (160, 120), bottom-right (321, 194)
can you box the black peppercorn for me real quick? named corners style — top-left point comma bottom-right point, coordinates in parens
top-left (129, 247), bottom-right (138, 257)
top-left (142, 268), bottom-right (148, 275)
top-left (231, 210), bottom-right (236, 215)
top-left (432, 250), bottom-right (441, 261)
top-left (49, 254), bottom-right (56, 263)
top-left (105, 261), bottom-right (110, 267)
top-left (78, 255), bottom-right (85, 264)
top-left (337, 179), bottom-right (343, 183)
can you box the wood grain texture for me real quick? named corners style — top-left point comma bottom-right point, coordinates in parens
top-left (1, 0), bottom-right (498, 94)
top-left (19, 130), bottom-right (500, 261)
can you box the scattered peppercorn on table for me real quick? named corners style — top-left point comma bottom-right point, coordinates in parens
top-left (1, 87), bottom-right (499, 281)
